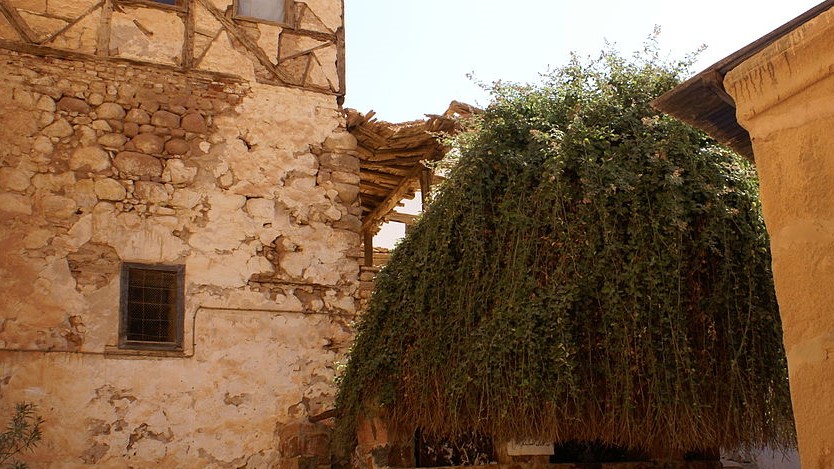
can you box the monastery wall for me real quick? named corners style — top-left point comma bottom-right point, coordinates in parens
top-left (0, 0), bottom-right (359, 466)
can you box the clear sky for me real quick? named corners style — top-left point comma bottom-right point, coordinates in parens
top-left (344, 0), bottom-right (822, 123)
top-left (344, 0), bottom-right (823, 248)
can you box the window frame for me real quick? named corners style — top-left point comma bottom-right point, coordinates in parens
top-left (119, 262), bottom-right (185, 352)
top-left (233, 0), bottom-right (295, 27)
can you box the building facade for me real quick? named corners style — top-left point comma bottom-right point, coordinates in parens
top-left (0, 0), bottom-right (361, 466)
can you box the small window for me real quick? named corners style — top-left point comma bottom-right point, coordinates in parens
top-left (120, 263), bottom-right (184, 351)
top-left (236, 0), bottom-right (293, 25)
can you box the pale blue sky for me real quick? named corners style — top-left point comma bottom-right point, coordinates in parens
top-left (345, 0), bottom-right (823, 248)
top-left (344, 0), bottom-right (822, 123)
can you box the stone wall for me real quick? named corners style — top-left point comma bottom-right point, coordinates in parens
top-left (723, 6), bottom-right (834, 469)
top-left (0, 1), bottom-right (360, 465)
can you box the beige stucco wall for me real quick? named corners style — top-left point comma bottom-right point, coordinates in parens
top-left (724, 6), bottom-right (834, 469)
top-left (0, 0), bottom-right (360, 466)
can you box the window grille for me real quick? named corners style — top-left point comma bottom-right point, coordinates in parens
top-left (120, 263), bottom-right (184, 350)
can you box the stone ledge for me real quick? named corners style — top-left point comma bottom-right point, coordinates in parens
top-left (103, 345), bottom-right (190, 359)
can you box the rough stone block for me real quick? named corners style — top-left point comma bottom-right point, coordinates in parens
top-left (0, 167), bottom-right (31, 191)
top-left (32, 135), bottom-right (53, 154)
top-left (322, 132), bottom-right (357, 152)
top-left (95, 103), bottom-right (126, 120)
top-left (114, 151), bottom-right (163, 178)
top-left (70, 146), bottom-right (111, 172)
top-left (91, 120), bottom-right (112, 132)
top-left (41, 194), bottom-right (78, 219)
top-left (135, 181), bottom-right (169, 204)
top-left (42, 118), bottom-right (74, 138)
top-left (171, 189), bottom-right (201, 208)
top-left (57, 97), bottom-right (91, 114)
top-left (123, 122), bottom-right (140, 137)
top-left (131, 133), bottom-right (164, 154)
top-left (164, 138), bottom-right (189, 155)
top-left (68, 179), bottom-right (98, 209)
top-left (319, 153), bottom-right (359, 172)
top-left (125, 108), bottom-right (150, 124)
top-left (0, 193), bottom-right (32, 215)
top-left (36, 95), bottom-right (56, 112)
top-left (94, 178), bottom-right (126, 201)
top-left (163, 159), bottom-right (197, 185)
top-left (151, 110), bottom-right (180, 128)
top-left (98, 133), bottom-right (128, 150)
top-left (180, 113), bottom-right (207, 133)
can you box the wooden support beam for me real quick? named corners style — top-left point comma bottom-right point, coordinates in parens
top-left (181, 0), bottom-right (195, 68)
top-left (195, 0), bottom-right (297, 84)
top-left (361, 168), bottom-right (407, 184)
top-left (362, 165), bottom-right (423, 233)
top-left (360, 179), bottom-right (396, 192)
top-left (419, 166), bottom-right (432, 209)
top-left (43, 1), bottom-right (104, 45)
top-left (97, 0), bottom-right (114, 56)
top-left (0, 2), bottom-right (37, 43)
top-left (385, 211), bottom-right (417, 225)
top-left (363, 231), bottom-right (374, 267)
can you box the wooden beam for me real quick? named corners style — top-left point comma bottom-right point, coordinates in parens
top-left (363, 231), bottom-right (373, 267)
top-left (181, 0), bottom-right (195, 68)
top-left (360, 179), bottom-right (396, 192)
top-left (362, 165), bottom-right (423, 233)
top-left (0, 2), bottom-right (37, 43)
top-left (420, 166), bottom-right (432, 209)
top-left (195, 0), bottom-right (297, 85)
top-left (364, 146), bottom-right (435, 162)
top-left (42, 1), bottom-right (104, 45)
top-left (96, 0), bottom-right (113, 56)
top-left (361, 168), bottom-right (406, 183)
top-left (385, 211), bottom-right (417, 225)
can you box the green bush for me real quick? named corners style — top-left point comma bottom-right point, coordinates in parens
top-left (0, 403), bottom-right (43, 469)
top-left (336, 41), bottom-right (794, 454)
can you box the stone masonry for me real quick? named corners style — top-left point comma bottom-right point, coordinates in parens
top-left (0, 0), bottom-right (359, 466)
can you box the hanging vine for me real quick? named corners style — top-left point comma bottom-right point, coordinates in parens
top-left (335, 41), bottom-right (794, 455)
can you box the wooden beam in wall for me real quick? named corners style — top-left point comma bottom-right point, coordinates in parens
top-left (0, 2), bottom-right (37, 43)
top-left (181, 0), bottom-right (195, 68)
top-left (97, 0), bottom-right (113, 56)
top-left (195, 0), bottom-right (297, 85)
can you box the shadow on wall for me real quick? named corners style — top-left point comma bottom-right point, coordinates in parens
top-left (721, 449), bottom-right (800, 469)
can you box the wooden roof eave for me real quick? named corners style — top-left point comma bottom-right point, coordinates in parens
top-left (652, 0), bottom-right (834, 161)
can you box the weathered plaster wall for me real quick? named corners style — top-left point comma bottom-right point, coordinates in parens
top-left (724, 7), bottom-right (834, 469)
top-left (0, 0), bottom-right (360, 466)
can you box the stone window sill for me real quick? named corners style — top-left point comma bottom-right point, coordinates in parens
top-left (104, 345), bottom-right (189, 359)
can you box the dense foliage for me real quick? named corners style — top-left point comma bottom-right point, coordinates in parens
top-left (336, 45), bottom-right (794, 454)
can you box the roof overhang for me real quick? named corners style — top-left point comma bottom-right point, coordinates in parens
top-left (652, 0), bottom-right (834, 160)
top-left (346, 102), bottom-right (478, 234)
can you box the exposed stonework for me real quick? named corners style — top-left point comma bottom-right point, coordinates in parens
top-left (0, 0), bottom-right (358, 467)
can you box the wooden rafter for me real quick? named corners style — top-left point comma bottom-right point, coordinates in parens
top-left (361, 165), bottom-right (424, 234)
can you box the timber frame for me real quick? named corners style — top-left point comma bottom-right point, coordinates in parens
top-left (347, 102), bottom-right (477, 265)
top-left (0, 0), bottom-right (345, 96)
